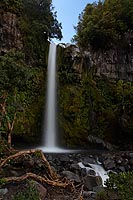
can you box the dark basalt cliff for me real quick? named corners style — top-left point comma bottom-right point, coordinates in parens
top-left (90, 40), bottom-right (133, 82)
top-left (0, 11), bottom-right (23, 52)
top-left (67, 36), bottom-right (133, 82)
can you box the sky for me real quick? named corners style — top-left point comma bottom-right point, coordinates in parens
top-left (52, 0), bottom-right (95, 44)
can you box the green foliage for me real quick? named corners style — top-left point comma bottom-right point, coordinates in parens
top-left (19, 0), bottom-right (62, 63)
top-left (12, 180), bottom-right (40, 200)
top-left (0, 51), bottom-right (30, 92)
top-left (0, 178), bottom-right (7, 186)
top-left (57, 48), bottom-right (133, 147)
top-left (106, 172), bottom-right (133, 200)
top-left (1, 0), bottom-right (62, 64)
top-left (0, 0), bottom-right (22, 14)
top-left (74, 0), bottom-right (133, 49)
top-left (0, 51), bottom-right (45, 143)
top-left (96, 190), bottom-right (107, 200)
top-left (12, 68), bottom-right (45, 143)
top-left (0, 51), bottom-right (31, 138)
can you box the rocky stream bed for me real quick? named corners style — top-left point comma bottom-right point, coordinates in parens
top-left (0, 149), bottom-right (133, 200)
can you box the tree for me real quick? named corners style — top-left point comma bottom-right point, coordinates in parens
top-left (0, 51), bottom-right (32, 147)
top-left (21, 0), bottom-right (62, 40)
top-left (73, 0), bottom-right (133, 49)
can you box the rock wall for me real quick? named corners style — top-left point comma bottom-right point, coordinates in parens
top-left (90, 44), bottom-right (133, 82)
top-left (0, 11), bottom-right (23, 52)
top-left (66, 35), bottom-right (133, 82)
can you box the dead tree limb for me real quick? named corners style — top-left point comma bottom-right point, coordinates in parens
top-left (0, 149), bottom-right (57, 179)
top-left (78, 185), bottom-right (84, 200)
top-left (7, 112), bottom-right (17, 148)
top-left (4, 172), bottom-right (73, 188)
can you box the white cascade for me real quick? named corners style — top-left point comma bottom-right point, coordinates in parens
top-left (78, 162), bottom-right (109, 186)
top-left (39, 43), bottom-right (75, 153)
top-left (43, 43), bottom-right (57, 148)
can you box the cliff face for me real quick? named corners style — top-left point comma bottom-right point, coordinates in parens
top-left (90, 43), bottom-right (133, 82)
top-left (68, 35), bottom-right (133, 82)
top-left (0, 11), bottom-right (23, 52)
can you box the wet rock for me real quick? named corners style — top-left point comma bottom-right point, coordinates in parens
top-left (59, 155), bottom-right (70, 162)
top-left (0, 188), bottom-right (8, 195)
top-left (61, 171), bottom-right (81, 183)
top-left (83, 191), bottom-right (96, 198)
top-left (118, 166), bottom-right (125, 172)
top-left (23, 159), bottom-right (34, 168)
top-left (32, 181), bottom-right (47, 200)
top-left (116, 158), bottom-right (122, 164)
top-left (70, 163), bottom-right (80, 174)
top-left (47, 155), bottom-right (53, 161)
top-left (82, 157), bottom-right (96, 166)
top-left (91, 192), bottom-right (97, 199)
top-left (93, 186), bottom-right (105, 193)
top-left (129, 158), bottom-right (133, 167)
top-left (81, 167), bottom-right (87, 177)
top-left (103, 158), bottom-right (115, 170)
top-left (87, 169), bottom-right (96, 176)
top-left (83, 175), bottom-right (102, 191)
top-left (129, 153), bottom-right (133, 158)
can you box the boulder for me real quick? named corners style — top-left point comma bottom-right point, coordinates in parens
top-left (93, 186), bottom-right (105, 193)
top-left (83, 175), bottom-right (102, 191)
top-left (82, 191), bottom-right (96, 198)
top-left (103, 158), bottom-right (116, 170)
top-left (87, 169), bottom-right (96, 176)
top-left (70, 163), bottom-right (81, 174)
top-left (0, 188), bottom-right (8, 196)
top-left (82, 157), bottom-right (96, 166)
top-left (32, 181), bottom-right (47, 200)
top-left (61, 171), bottom-right (81, 183)
top-left (118, 166), bottom-right (125, 172)
top-left (81, 167), bottom-right (87, 177)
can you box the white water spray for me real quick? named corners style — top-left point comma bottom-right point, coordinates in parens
top-left (78, 162), bottom-right (109, 186)
top-left (40, 43), bottom-right (63, 152)
top-left (43, 43), bottom-right (57, 148)
top-left (38, 43), bottom-right (76, 153)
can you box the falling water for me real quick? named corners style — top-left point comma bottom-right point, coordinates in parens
top-left (44, 43), bottom-right (57, 148)
top-left (38, 43), bottom-right (78, 153)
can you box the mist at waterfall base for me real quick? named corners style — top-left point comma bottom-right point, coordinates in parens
top-left (38, 43), bottom-right (76, 153)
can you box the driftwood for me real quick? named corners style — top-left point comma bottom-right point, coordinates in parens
top-left (0, 149), bottom-right (57, 180)
top-left (4, 172), bottom-right (73, 188)
top-left (0, 149), bottom-right (75, 191)
top-left (0, 149), bottom-right (86, 200)
top-left (78, 185), bottom-right (84, 200)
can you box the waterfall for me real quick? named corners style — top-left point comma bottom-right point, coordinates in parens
top-left (43, 43), bottom-right (57, 148)
top-left (38, 43), bottom-right (73, 153)
top-left (37, 42), bottom-right (78, 153)
top-left (36, 43), bottom-right (109, 185)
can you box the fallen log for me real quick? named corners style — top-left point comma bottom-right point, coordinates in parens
top-left (0, 149), bottom-right (57, 180)
top-left (4, 172), bottom-right (73, 188)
